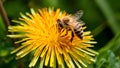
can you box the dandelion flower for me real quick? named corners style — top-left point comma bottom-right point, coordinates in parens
top-left (8, 8), bottom-right (98, 68)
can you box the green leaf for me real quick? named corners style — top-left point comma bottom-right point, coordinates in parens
top-left (96, 50), bottom-right (120, 68)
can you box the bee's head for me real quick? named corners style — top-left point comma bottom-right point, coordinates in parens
top-left (62, 17), bottom-right (70, 25)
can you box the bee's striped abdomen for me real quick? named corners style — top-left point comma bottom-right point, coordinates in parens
top-left (74, 24), bottom-right (83, 39)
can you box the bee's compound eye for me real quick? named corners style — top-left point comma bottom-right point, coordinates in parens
top-left (57, 19), bottom-right (61, 22)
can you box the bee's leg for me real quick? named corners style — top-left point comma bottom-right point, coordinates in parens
top-left (61, 29), bottom-right (69, 37)
top-left (70, 31), bottom-right (74, 42)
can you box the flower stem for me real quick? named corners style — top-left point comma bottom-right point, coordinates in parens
top-left (0, 0), bottom-right (24, 68)
top-left (0, 0), bottom-right (10, 28)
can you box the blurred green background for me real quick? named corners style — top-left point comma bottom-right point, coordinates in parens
top-left (0, 0), bottom-right (120, 68)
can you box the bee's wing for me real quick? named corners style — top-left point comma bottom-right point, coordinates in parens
top-left (78, 20), bottom-right (85, 25)
top-left (73, 10), bottom-right (83, 20)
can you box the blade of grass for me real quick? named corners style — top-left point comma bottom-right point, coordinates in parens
top-left (92, 23), bottom-right (106, 36)
top-left (99, 33), bottom-right (120, 54)
top-left (95, 0), bottom-right (119, 35)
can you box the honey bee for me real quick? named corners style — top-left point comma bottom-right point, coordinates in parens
top-left (57, 10), bottom-right (85, 42)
